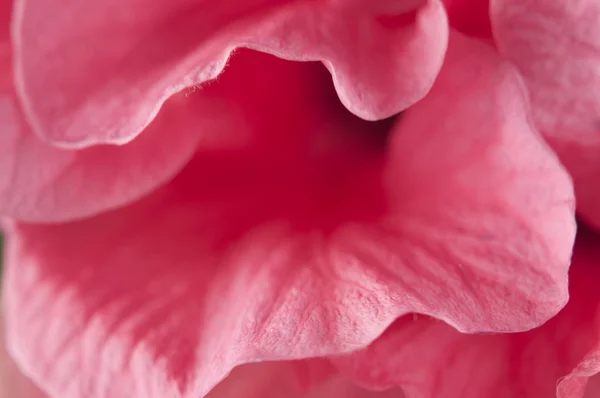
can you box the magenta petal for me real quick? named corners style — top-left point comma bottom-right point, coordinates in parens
top-left (2, 33), bottom-right (575, 398)
top-left (333, 230), bottom-right (600, 398)
top-left (491, 0), bottom-right (600, 229)
top-left (12, 0), bottom-right (448, 146)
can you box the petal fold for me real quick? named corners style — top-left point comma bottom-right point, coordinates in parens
top-left (0, 89), bottom-right (211, 222)
top-left (0, 0), bottom-right (210, 222)
top-left (12, 0), bottom-right (448, 146)
top-left (333, 229), bottom-right (600, 398)
top-left (491, 0), bottom-right (600, 229)
top-left (381, 30), bottom-right (575, 332)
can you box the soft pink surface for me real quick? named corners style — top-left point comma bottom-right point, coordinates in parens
top-left (12, 0), bottom-right (447, 146)
top-left (332, 230), bottom-right (600, 398)
top-left (0, 313), bottom-right (48, 398)
top-left (2, 31), bottom-right (575, 398)
top-left (0, 0), bottom-right (208, 223)
top-left (491, 0), bottom-right (600, 230)
top-left (0, 338), bottom-right (409, 398)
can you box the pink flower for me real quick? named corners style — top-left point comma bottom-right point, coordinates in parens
top-left (0, 0), bottom-right (597, 396)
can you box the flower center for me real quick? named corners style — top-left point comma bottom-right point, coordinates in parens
top-left (177, 49), bottom-right (399, 232)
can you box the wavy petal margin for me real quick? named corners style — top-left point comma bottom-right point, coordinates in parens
top-left (333, 228), bottom-right (600, 398)
top-left (12, 0), bottom-right (448, 147)
top-left (0, 90), bottom-right (215, 223)
top-left (0, 0), bottom-right (218, 223)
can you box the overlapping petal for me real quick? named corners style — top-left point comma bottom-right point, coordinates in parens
top-left (0, 89), bottom-right (217, 223)
top-left (0, 0), bottom-right (215, 223)
top-left (490, 0), bottom-right (600, 230)
top-left (12, 0), bottom-right (448, 147)
top-left (333, 228), bottom-right (600, 398)
top-left (1, 32), bottom-right (575, 398)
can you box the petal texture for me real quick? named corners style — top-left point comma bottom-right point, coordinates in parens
top-left (333, 229), bottom-right (600, 398)
top-left (0, 1), bottom-right (212, 222)
top-left (3, 34), bottom-right (574, 398)
top-left (12, 0), bottom-right (448, 146)
top-left (491, 0), bottom-right (600, 229)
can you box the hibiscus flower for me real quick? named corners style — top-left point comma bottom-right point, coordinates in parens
top-left (0, 0), bottom-right (598, 397)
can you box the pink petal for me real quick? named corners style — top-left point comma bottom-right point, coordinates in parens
top-left (0, 3), bottom-right (218, 222)
top-left (5, 306), bottom-right (404, 398)
top-left (7, 325), bottom-right (413, 398)
top-left (0, 89), bottom-right (219, 223)
top-left (3, 33), bottom-right (574, 398)
top-left (0, 311), bottom-right (49, 398)
top-left (490, 0), bottom-right (600, 230)
top-left (206, 359), bottom-right (406, 398)
top-left (1, 338), bottom-right (402, 398)
top-left (12, 0), bottom-right (448, 147)
top-left (333, 228), bottom-right (600, 398)
top-left (559, 350), bottom-right (600, 398)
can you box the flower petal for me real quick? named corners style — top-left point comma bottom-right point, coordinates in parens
top-left (206, 359), bottom-right (406, 398)
top-left (380, 30), bottom-right (575, 332)
top-left (333, 228), bottom-right (600, 398)
top-left (12, 0), bottom-right (448, 146)
top-left (490, 0), bottom-right (600, 229)
top-left (0, 89), bottom-right (221, 222)
top-left (0, 311), bottom-right (49, 398)
top-left (3, 34), bottom-right (574, 398)
top-left (559, 350), bottom-right (600, 398)
top-left (0, 3), bottom-right (217, 222)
